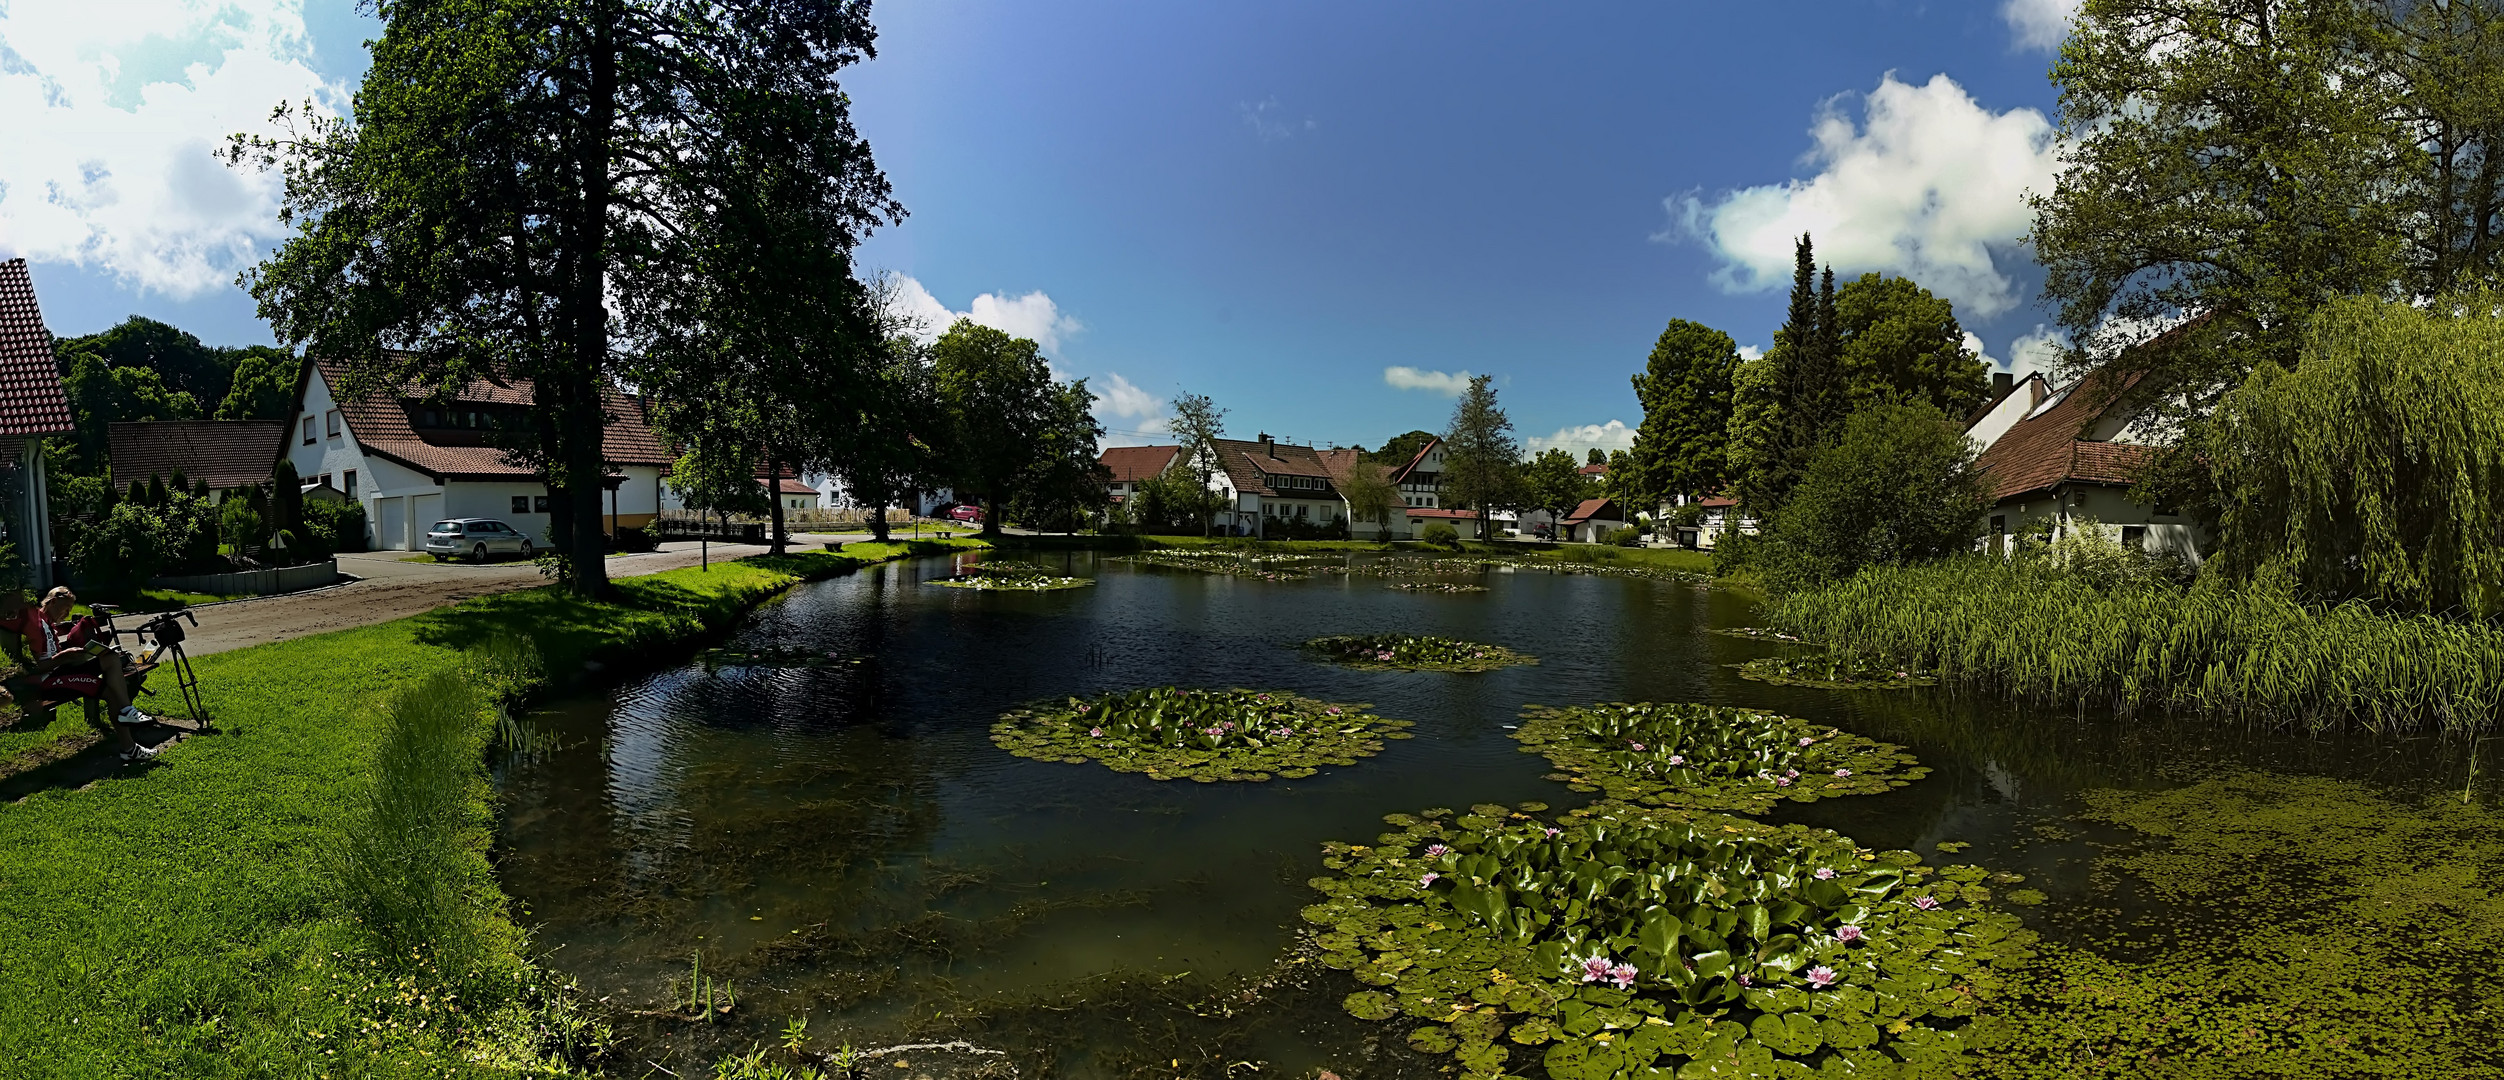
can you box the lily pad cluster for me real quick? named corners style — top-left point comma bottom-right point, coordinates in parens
top-left (1306, 634), bottom-right (1537, 672)
top-left (933, 561), bottom-right (1092, 591)
top-left (1113, 549), bottom-right (1337, 581)
top-left (1388, 581), bottom-right (1488, 593)
top-left (1305, 802), bottom-right (2033, 1080)
top-left (1514, 702), bottom-right (1927, 813)
top-left (1736, 655), bottom-right (1934, 690)
top-left (991, 686), bottom-right (1413, 782)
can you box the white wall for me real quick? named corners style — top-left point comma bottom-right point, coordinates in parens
top-left (1979, 486), bottom-right (2202, 563)
top-left (1964, 374), bottom-right (2046, 454)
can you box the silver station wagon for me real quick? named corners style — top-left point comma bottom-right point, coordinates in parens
top-left (424, 518), bottom-right (536, 562)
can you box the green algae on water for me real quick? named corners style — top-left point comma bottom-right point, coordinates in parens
top-left (1306, 801), bottom-right (2035, 1079)
top-left (1305, 634), bottom-right (1536, 673)
top-left (991, 686), bottom-right (1412, 782)
top-left (1514, 702), bottom-right (1927, 814)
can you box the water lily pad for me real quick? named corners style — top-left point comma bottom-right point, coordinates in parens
top-left (1307, 634), bottom-right (1538, 672)
top-left (1307, 801), bottom-right (2033, 1077)
top-left (991, 687), bottom-right (1410, 782)
top-left (931, 560), bottom-right (1093, 590)
top-left (1512, 703), bottom-right (1929, 814)
top-left (1734, 655), bottom-right (1935, 690)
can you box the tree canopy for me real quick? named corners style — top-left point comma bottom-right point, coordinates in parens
top-left (1520, 447), bottom-right (1597, 527)
top-left (931, 320), bottom-right (1055, 539)
top-left (1833, 273), bottom-right (1986, 416)
top-left (1366, 429), bottom-right (1439, 466)
top-left (1622, 318), bottom-right (1740, 505)
top-left (1440, 375), bottom-right (1519, 529)
top-left (1756, 402), bottom-right (1987, 591)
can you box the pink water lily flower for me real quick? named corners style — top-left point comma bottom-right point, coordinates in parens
top-left (1736, 973), bottom-right (1753, 987)
top-left (1425, 844), bottom-right (1452, 857)
top-left (1798, 737), bottom-right (1816, 747)
top-left (1419, 873), bottom-right (1440, 888)
top-left (1834, 924), bottom-right (1864, 943)
top-left (1543, 827), bottom-right (1563, 838)
top-left (1813, 868), bottom-right (1836, 880)
top-left (1608, 962), bottom-right (1638, 990)
top-left (1089, 727), bottom-right (1104, 737)
top-left (1775, 777), bottom-right (1793, 788)
top-left (1786, 769), bottom-right (1801, 778)
top-left (1667, 755), bottom-right (1685, 765)
top-left (1077, 705), bottom-right (1091, 714)
top-left (1629, 742), bottom-right (1646, 751)
top-left (1579, 955), bottom-right (1615, 983)
top-left (1834, 769), bottom-right (1852, 778)
top-left (1913, 896), bottom-right (1940, 910)
top-left (1327, 707), bottom-right (1342, 715)
top-left (1805, 966), bottom-right (1840, 989)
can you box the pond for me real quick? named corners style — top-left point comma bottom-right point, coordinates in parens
top-left (495, 550), bottom-right (2491, 1078)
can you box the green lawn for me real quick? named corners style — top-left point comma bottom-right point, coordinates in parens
top-left (0, 538), bottom-right (980, 1078)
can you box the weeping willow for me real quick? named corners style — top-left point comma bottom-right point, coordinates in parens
top-left (2208, 294), bottom-right (2504, 615)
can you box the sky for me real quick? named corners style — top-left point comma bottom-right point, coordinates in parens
top-left (0, 0), bottom-right (2083, 457)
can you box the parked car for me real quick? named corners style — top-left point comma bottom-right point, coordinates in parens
top-left (425, 518), bottom-right (535, 562)
top-left (946, 503), bottom-right (983, 523)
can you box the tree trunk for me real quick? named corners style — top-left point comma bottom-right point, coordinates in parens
top-left (563, 0), bottom-right (619, 598)
top-left (981, 490), bottom-right (1003, 540)
top-left (765, 449), bottom-right (788, 555)
top-left (867, 496), bottom-right (889, 542)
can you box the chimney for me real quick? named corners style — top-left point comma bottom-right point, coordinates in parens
top-left (2027, 376), bottom-right (2048, 408)
top-left (1259, 432), bottom-right (1276, 458)
top-left (1990, 371), bottom-right (2013, 402)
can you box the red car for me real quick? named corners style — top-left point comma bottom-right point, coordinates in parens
top-left (946, 503), bottom-right (984, 523)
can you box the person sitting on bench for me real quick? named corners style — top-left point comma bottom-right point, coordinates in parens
top-left (0, 587), bottom-right (157, 762)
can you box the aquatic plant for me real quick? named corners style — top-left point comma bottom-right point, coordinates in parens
top-left (1112, 549), bottom-right (1339, 581)
top-left (1305, 801), bottom-right (2034, 1078)
top-left (1770, 557), bottom-right (2504, 731)
top-left (1734, 654), bottom-right (1934, 690)
top-left (991, 687), bottom-right (1412, 781)
top-left (932, 561), bottom-right (1092, 591)
top-left (1513, 702), bottom-right (1927, 813)
top-left (1386, 581), bottom-right (1488, 593)
top-left (1306, 634), bottom-right (1536, 672)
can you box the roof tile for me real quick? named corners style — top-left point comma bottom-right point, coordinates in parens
top-left (0, 260), bottom-right (77, 438)
top-left (108, 421), bottom-right (289, 489)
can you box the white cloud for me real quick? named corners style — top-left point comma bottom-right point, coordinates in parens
top-left (0, 0), bottom-right (343, 296)
top-left (1670, 73), bottom-right (2061, 319)
top-left (884, 273), bottom-right (1083, 351)
top-left (2003, 0), bottom-right (2081, 52)
top-left (2008, 326), bottom-right (2069, 373)
top-left (1526, 420), bottom-right (1636, 459)
top-left (1239, 97), bottom-right (1315, 142)
top-left (1093, 372), bottom-right (1172, 446)
top-left (1383, 365), bottom-right (1473, 396)
top-left (1737, 345), bottom-right (1764, 362)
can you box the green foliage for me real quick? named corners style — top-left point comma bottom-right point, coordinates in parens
top-left (1439, 374), bottom-right (1519, 521)
top-left (933, 320), bottom-right (1057, 537)
top-left (1513, 703), bottom-right (1928, 813)
top-left (215, 345), bottom-right (300, 420)
top-left (1624, 319), bottom-right (1740, 503)
top-left (1720, 349), bottom-right (1785, 516)
top-left (1305, 634), bottom-right (1537, 672)
top-left (72, 494), bottom-right (218, 594)
top-left (2206, 294), bottom-right (2504, 614)
top-left (933, 560), bottom-right (1092, 590)
top-left (1735, 654), bottom-right (1934, 691)
top-left (1007, 377), bottom-right (1109, 533)
top-left (1420, 522), bottom-right (1461, 548)
top-left (1833, 272), bottom-right (1987, 416)
top-left (300, 497), bottom-right (368, 557)
top-left (1337, 462), bottom-right (1401, 538)
top-left (59, 349), bottom-right (201, 472)
top-left (2033, 0), bottom-right (2504, 388)
top-left (336, 672), bottom-right (501, 971)
top-left (1755, 402), bottom-right (1986, 591)
top-left (1603, 525), bottom-right (1641, 547)
top-left (1770, 556), bottom-right (2504, 731)
top-left (990, 686), bottom-right (1412, 782)
top-left (1307, 801), bottom-right (2033, 1078)
top-left (1519, 448), bottom-right (1597, 526)
top-left (1129, 466), bottom-right (1225, 534)
top-left (217, 498), bottom-right (266, 557)
top-left (1366, 429), bottom-right (1439, 466)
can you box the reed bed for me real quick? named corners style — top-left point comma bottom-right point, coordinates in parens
top-left (1768, 558), bottom-right (2504, 733)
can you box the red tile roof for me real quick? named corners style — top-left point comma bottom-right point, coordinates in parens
top-left (109, 421), bottom-right (289, 490)
top-left (1579, 462), bottom-right (1608, 476)
top-left (1099, 444), bottom-right (1180, 483)
top-left (775, 478), bottom-right (816, 495)
top-left (315, 358), bottom-right (674, 482)
top-left (1213, 438), bottom-right (1338, 497)
top-left (0, 260), bottom-right (76, 438)
top-left (1388, 437), bottom-right (1441, 484)
top-left (1562, 497), bottom-right (1624, 525)
top-left (1317, 448), bottom-right (1388, 488)
top-left (1972, 365), bottom-right (2152, 501)
top-left (1404, 507), bottom-right (1476, 520)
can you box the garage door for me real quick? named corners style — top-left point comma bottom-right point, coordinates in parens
top-left (376, 496), bottom-right (406, 551)
top-left (410, 493), bottom-right (443, 551)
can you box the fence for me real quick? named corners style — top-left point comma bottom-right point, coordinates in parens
top-left (153, 558), bottom-right (342, 598)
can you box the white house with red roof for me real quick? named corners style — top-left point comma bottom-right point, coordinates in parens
top-left (0, 260), bottom-right (78, 587)
top-left (288, 359), bottom-right (677, 551)
top-left (1098, 444), bottom-right (1181, 508)
top-left (1966, 364), bottom-right (2200, 560)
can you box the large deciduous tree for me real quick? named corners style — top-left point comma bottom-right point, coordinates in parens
top-left (1440, 374), bottom-right (1520, 535)
top-left (234, 0), bottom-right (898, 594)
top-left (1520, 447), bottom-right (1596, 534)
top-left (1010, 379), bottom-right (1109, 534)
top-left (1833, 273), bottom-right (1987, 416)
top-left (931, 320), bottom-right (1054, 539)
top-left (1165, 392), bottom-right (1228, 536)
top-left (1623, 319), bottom-right (1739, 506)
top-left (1757, 402), bottom-right (1987, 591)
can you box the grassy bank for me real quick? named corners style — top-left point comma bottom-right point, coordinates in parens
top-left (0, 538), bottom-right (978, 1078)
top-left (1769, 557), bottom-right (2504, 732)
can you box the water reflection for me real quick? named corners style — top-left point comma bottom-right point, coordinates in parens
top-left (494, 551), bottom-right (2477, 1076)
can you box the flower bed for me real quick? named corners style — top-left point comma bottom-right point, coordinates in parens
top-left (1305, 801), bottom-right (2033, 1079)
top-left (1736, 655), bottom-right (1934, 690)
top-left (932, 561), bottom-right (1092, 591)
top-left (1513, 702), bottom-right (1926, 813)
top-left (990, 686), bottom-right (1412, 782)
top-left (1306, 634), bottom-right (1536, 672)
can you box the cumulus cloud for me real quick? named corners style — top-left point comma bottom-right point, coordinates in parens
top-left (885, 273), bottom-right (1083, 351)
top-left (1093, 372), bottom-right (1172, 445)
top-left (1669, 73), bottom-right (2061, 319)
top-left (1526, 420), bottom-right (1636, 459)
top-left (2004, 0), bottom-right (2081, 52)
top-left (2008, 326), bottom-right (2069, 373)
top-left (0, 0), bottom-right (343, 296)
top-left (1737, 345), bottom-right (1764, 362)
top-left (1383, 366), bottom-right (1473, 396)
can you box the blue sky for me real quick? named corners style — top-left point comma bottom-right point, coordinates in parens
top-left (1, 0), bottom-right (2081, 456)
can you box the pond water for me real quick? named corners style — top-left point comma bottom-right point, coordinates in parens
top-left (494, 551), bottom-right (2483, 1077)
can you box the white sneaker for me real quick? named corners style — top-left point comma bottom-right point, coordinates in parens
top-left (119, 743), bottom-right (158, 762)
top-left (115, 706), bottom-right (153, 726)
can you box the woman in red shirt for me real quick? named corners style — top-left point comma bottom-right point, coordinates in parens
top-left (0, 587), bottom-right (157, 761)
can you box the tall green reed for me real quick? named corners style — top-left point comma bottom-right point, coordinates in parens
top-left (336, 671), bottom-right (500, 970)
top-left (1769, 558), bottom-right (2504, 733)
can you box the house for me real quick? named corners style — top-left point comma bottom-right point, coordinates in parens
top-left (1964, 370), bottom-right (2048, 455)
top-left (774, 478), bottom-right (820, 511)
top-left (1389, 438), bottom-right (1447, 509)
top-left (1659, 495), bottom-right (1751, 550)
top-left (1969, 364), bottom-right (2200, 560)
top-left (0, 259), bottom-right (76, 588)
top-left (1560, 497), bottom-right (1630, 544)
top-left (1209, 434), bottom-right (1348, 537)
top-left (1099, 444), bottom-right (1181, 507)
top-left (291, 359), bottom-right (676, 551)
top-left (107, 420), bottom-right (290, 498)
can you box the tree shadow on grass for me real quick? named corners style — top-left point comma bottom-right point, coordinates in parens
top-left (0, 723), bottom-right (186, 802)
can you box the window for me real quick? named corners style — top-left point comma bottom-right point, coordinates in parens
top-left (302, 417), bottom-right (316, 445)
top-left (343, 470), bottom-right (357, 498)
top-left (512, 495), bottom-right (531, 515)
top-left (326, 409), bottom-right (341, 438)
top-left (533, 495), bottom-right (550, 513)
top-left (2122, 525), bottom-right (2148, 549)
top-left (421, 409), bottom-right (440, 427)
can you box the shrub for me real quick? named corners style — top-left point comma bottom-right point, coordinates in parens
top-left (219, 498), bottom-right (265, 559)
top-left (71, 501), bottom-right (192, 595)
top-left (1420, 522), bottom-right (1460, 547)
top-left (300, 498), bottom-right (368, 557)
top-left (1756, 402), bottom-right (1986, 591)
top-left (1604, 524), bottom-right (1642, 547)
top-left (612, 526), bottom-right (656, 553)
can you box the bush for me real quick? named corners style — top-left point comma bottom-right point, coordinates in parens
top-left (300, 498), bottom-right (368, 558)
top-left (612, 526), bottom-right (656, 553)
top-left (219, 498), bottom-right (265, 559)
top-left (1604, 525), bottom-right (1642, 547)
top-left (1420, 522), bottom-right (1460, 547)
top-left (72, 500), bottom-right (200, 594)
top-left (1756, 402), bottom-right (1986, 591)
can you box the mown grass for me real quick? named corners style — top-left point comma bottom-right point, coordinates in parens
top-left (0, 538), bottom-right (980, 1078)
top-left (1770, 557), bottom-right (2504, 732)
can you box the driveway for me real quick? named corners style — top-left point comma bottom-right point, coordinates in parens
top-left (179, 538), bottom-right (820, 657)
